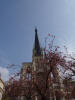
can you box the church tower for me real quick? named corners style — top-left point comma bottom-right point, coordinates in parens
top-left (33, 28), bottom-right (41, 57)
top-left (32, 28), bottom-right (44, 72)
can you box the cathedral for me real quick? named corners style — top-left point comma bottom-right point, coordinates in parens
top-left (20, 28), bottom-right (65, 100)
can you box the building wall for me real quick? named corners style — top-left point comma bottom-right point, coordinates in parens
top-left (0, 81), bottom-right (4, 90)
top-left (20, 57), bottom-right (65, 100)
top-left (0, 79), bottom-right (4, 100)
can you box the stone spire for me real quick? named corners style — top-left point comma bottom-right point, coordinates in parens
top-left (33, 28), bottom-right (41, 56)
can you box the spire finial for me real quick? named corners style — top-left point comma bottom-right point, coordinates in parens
top-left (35, 28), bottom-right (37, 34)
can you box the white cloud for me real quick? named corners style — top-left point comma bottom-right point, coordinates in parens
top-left (0, 67), bottom-right (9, 82)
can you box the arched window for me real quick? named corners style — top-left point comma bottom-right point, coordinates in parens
top-left (26, 66), bottom-right (32, 80)
top-left (26, 73), bottom-right (31, 80)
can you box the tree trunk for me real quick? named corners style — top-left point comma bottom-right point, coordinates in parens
top-left (41, 95), bottom-right (48, 100)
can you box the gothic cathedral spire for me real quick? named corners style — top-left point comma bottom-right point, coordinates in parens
top-left (33, 28), bottom-right (41, 56)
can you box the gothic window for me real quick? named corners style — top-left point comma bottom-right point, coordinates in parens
top-left (26, 73), bottom-right (31, 80)
top-left (26, 66), bottom-right (32, 80)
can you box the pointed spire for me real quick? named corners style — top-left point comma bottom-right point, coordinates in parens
top-left (33, 28), bottom-right (41, 56)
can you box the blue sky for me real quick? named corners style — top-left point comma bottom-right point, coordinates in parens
top-left (0, 0), bottom-right (75, 80)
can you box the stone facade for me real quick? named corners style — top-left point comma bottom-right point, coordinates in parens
top-left (0, 78), bottom-right (4, 100)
